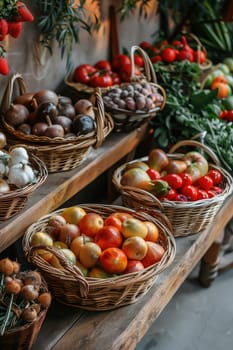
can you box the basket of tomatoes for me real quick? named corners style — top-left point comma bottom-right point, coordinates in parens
top-left (22, 203), bottom-right (176, 311)
top-left (112, 140), bottom-right (233, 237)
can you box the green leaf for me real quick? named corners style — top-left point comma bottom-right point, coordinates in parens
top-left (190, 89), bottom-right (218, 110)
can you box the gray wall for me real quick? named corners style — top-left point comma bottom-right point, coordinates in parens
top-left (0, 0), bottom-right (159, 100)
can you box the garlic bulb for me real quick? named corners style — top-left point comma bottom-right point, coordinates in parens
top-left (9, 147), bottom-right (29, 166)
top-left (8, 163), bottom-right (35, 187)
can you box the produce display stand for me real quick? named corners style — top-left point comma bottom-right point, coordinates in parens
top-left (0, 122), bottom-right (232, 350)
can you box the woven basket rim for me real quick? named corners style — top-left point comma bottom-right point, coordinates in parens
top-left (22, 204), bottom-right (176, 307)
top-left (0, 153), bottom-right (48, 199)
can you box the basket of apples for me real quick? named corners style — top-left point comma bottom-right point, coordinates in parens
top-left (112, 140), bottom-right (233, 237)
top-left (22, 203), bottom-right (176, 311)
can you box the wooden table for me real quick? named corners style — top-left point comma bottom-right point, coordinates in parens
top-left (31, 195), bottom-right (233, 350)
top-left (1, 122), bottom-right (232, 349)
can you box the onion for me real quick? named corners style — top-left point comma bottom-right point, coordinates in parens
top-left (0, 178), bottom-right (10, 193)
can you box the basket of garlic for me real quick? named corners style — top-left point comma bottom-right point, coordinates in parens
top-left (0, 144), bottom-right (48, 220)
top-left (0, 258), bottom-right (51, 350)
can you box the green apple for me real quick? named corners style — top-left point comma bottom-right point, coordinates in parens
top-left (217, 63), bottom-right (230, 75)
top-left (225, 75), bottom-right (233, 87)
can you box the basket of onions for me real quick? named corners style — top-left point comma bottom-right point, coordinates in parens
top-left (0, 258), bottom-right (51, 350)
top-left (0, 74), bottom-right (114, 172)
top-left (0, 141), bottom-right (48, 221)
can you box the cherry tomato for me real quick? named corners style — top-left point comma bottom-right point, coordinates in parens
top-left (112, 54), bottom-right (131, 72)
top-left (161, 47), bottom-right (177, 63)
top-left (197, 175), bottom-right (214, 190)
top-left (89, 71), bottom-right (113, 87)
top-left (207, 169), bottom-right (223, 185)
top-left (172, 40), bottom-right (182, 48)
top-left (134, 55), bottom-right (144, 67)
top-left (109, 71), bottom-right (121, 85)
top-left (212, 186), bottom-right (223, 195)
top-left (196, 189), bottom-right (209, 200)
top-left (151, 55), bottom-right (162, 63)
top-left (146, 168), bottom-right (161, 180)
top-left (179, 173), bottom-right (193, 187)
top-left (149, 47), bottom-right (161, 56)
top-left (119, 63), bottom-right (141, 82)
top-left (181, 185), bottom-right (198, 201)
top-left (193, 50), bottom-right (206, 64)
top-left (174, 194), bottom-right (188, 202)
top-left (139, 41), bottom-right (151, 50)
top-left (94, 60), bottom-right (112, 71)
top-left (206, 190), bottom-right (216, 198)
top-left (73, 64), bottom-right (97, 84)
top-left (164, 188), bottom-right (177, 201)
top-left (162, 174), bottom-right (183, 189)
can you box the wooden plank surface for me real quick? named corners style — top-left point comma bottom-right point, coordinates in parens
top-left (0, 124), bottom-right (148, 252)
top-left (32, 196), bottom-right (233, 350)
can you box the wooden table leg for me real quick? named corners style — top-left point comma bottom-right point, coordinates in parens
top-left (198, 230), bottom-right (224, 287)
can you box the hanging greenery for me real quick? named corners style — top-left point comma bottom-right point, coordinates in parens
top-left (32, 0), bottom-right (100, 69)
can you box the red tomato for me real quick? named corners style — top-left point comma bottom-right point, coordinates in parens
top-left (172, 40), bottom-right (183, 48)
top-left (146, 168), bottom-right (161, 180)
top-left (100, 247), bottom-right (128, 274)
top-left (94, 60), bottom-right (112, 71)
top-left (134, 55), bottom-right (144, 67)
top-left (181, 185), bottom-right (197, 201)
top-left (104, 215), bottom-right (122, 231)
top-left (94, 225), bottom-right (123, 250)
top-left (119, 63), bottom-right (141, 82)
top-left (73, 64), bottom-right (97, 84)
top-left (196, 189), bottom-right (209, 200)
top-left (161, 47), bottom-right (177, 63)
top-left (151, 55), bottom-right (162, 63)
top-left (149, 47), bottom-right (161, 56)
top-left (163, 174), bottom-right (183, 189)
top-left (112, 54), bottom-right (131, 72)
top-left (164, 188), bottom-right (177, 201)
top-left (174, 194), bottom-right (188, 202)
top-left (197, 176), bottom-right (214, 190)
top-left (207, 190), bottom-right (216, 198)
top-left (89, 71), bottom-right (113, 87)
top-left (207, 169), bottom-right (223, 185)
top-left (109, 71), bottom-right (121, 85)
top-left (139, 41), bottom-right (151, 50)
top-left (212, 186), bottom-right (223, 195)
top-left (179, 173), bottom-right (193, 187)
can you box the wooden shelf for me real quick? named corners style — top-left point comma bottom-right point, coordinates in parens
top-left (31, 196), bottom-right (233, 350)
top-left (0, 123), bottom-right (148, 253)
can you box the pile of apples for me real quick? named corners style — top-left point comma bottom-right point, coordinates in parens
top-left (29, 206), bottom-right (166, 278)
top-left (120, 148), bottom-right (224, 202)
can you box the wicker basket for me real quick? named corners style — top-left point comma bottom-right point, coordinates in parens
top-left (0, 153), bottom-right (48, 221)
top-left (184, 33), bottom-right (212, 71)
top-left (112, 140), bottom-right (233, 237)
top-left (102, 45), bottom-right (166, 132)
top-left (23, 204), bottom-right (176, 311)
top-left (0, 73), bottom-right (114, 146)
top-left (1, 74), bottom-right (114, 173)
top-left (0, 278), bottom-right (49, 350)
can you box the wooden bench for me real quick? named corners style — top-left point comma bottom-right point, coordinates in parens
top-left (0, 123), bottom-right (232, 349)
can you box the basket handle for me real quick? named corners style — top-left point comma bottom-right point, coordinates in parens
top-left (25, 245), bottom-right (89, 298)
top-left (0, 73), bottom-right (27, 113)
top-left (168, 139), bottom-right (220, 166)
top-left (130, 45), bottom-right (157, 83)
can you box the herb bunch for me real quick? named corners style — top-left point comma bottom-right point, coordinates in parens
top-left (32, 0), bottom-right (100, 69)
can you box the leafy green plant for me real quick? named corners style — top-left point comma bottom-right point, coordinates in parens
top-left (32, 0), bottom-right (100, 69)
top-left (150, 61), bottom-right (233, 172)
